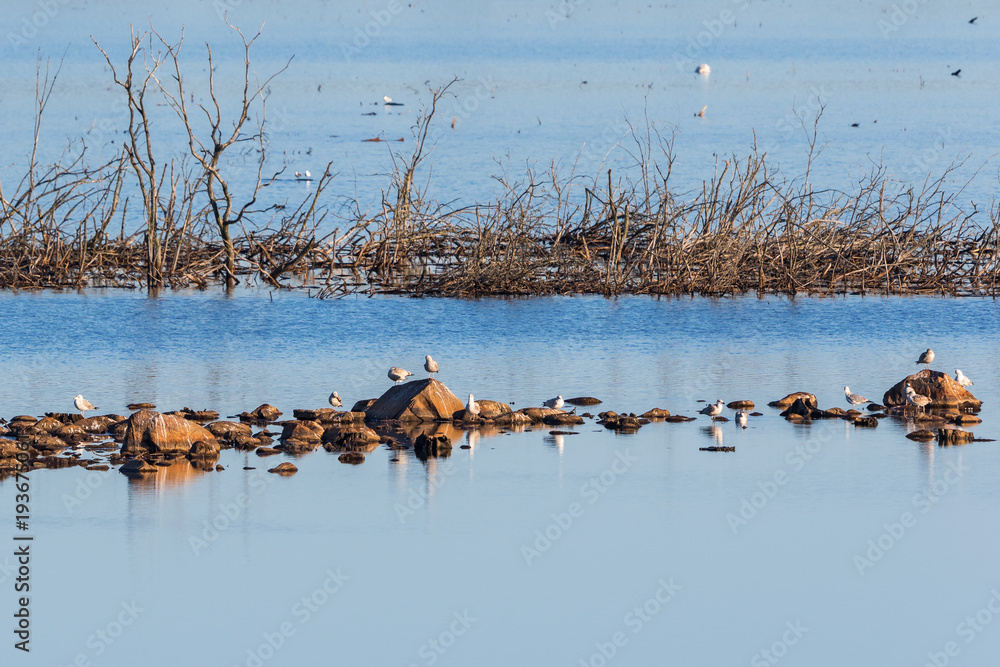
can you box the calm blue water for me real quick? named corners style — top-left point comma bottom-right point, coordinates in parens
top-left (0, 0), bottom-right (997, 221)
top-left (2, 290), bottom-right (1000, 666)
top-left (3, 1), bottom-right (1000, 665)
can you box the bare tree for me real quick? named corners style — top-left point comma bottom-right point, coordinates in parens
top-left (151, 21), bottom-right (291, 287)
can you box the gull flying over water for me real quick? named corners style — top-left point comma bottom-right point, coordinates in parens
top-left (388, 367), bottom-right (413, 384)
top-left (916, 348), bottom-right (934, 369)
top-left (543, 395), bottom-right (564, 410)
top-left (424, 355), bottom-right (439, 376)
top-left (844, 386), bottom-right (869, 407)
top-left (955, 369), bottom-right (973, 387)
top-left (74, 394), bottom-right (97, 416)
top-left (328, 391), bottom-right (342, 408)
top-left (699, 399), bottom-right (725, 418)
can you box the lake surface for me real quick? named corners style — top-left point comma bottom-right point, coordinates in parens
top-left (2, 290), bottom-right (1000, 666)
top-left (3, 1), bottom-right (1000, 665)
top-left (1, 0), bottom-right (998, 221)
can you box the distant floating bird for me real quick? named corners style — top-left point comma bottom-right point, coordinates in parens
top-left (969, 16), bottom-right (978, 24)
top-left (294, 170), bottom-right (312, 180)
top-left (542, 395), bottom-right (564, 410)
top-left (951, 69), bottom-right (961, 77)
top-left (696, 105), bottom-right (707, 118)
top-left (328, 391), bottom-right (342, 408)
top-left (735, 410), bottom-right (748, 428)
top-left (466, 394), bottom-right (480, 416)
top-left (388, 367), bottom-right (413, 384)
top-left (695, 63), bottom-right (711, 75)
top-left (850, 122), bottom-right (860, 127)
top-left (844, 386), bottom-right (869, 407)
top-left (699, 399), bottom-right (725, 418)
top-left (383, 95), bottom-right (392, 103)
top-left (916, 348), bottom-right (935, 369)
top-left (383, 95), bottom-right (403, 106)
top-left (424, 355), bottom-right (439, 376)
top-left (955, 369), bottom-right (974, 387)
top-left (74, 394), bottom-right (97, 416)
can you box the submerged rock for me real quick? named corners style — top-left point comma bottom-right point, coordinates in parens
top-left (853, 416), bottom-right (878, 427)
top-left (365, 379), bottom-right (464, 423)
top-left (726, 400), bottom-right (754, 409)
top-left (938, 428), bottom-right (975, 446)
top-left (641, 408), bottom-right (671, 419)
top-left (205, 421), bottom-right (253, 442)
top-left (665, 415), bottom-right (697, 422)
top-left (566, 397), bottom-right (602, 406)
top-left (882, 370), bottom-right (982, 410)
top-left (599, 414), bottom-right (643, 431)
top-left (414, 433), bottom-right (452, 460)
top-left (494, 411), bottom-right (533, 427)
top-left (268, 462), bottom-right (298, 475)
top-left (338, 452), bottom-right (365, 465)
top-left (780, 398), bottom-right (814, 418)
top-left (543, 412), bottom-right (585, 426)
top-left (119, 459), bottom-right (159, 475)
top-left (905, 430), bottom-right (936, 442)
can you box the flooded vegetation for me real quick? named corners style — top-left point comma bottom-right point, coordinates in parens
top-left (3, 29), bottom-right (999, 297)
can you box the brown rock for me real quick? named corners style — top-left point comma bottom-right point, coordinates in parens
top-left (255, 447), bottom-right (281, 456)
top-left (188, 440), bottom-right (221, 458)
top-left (726, 400), bottom-right (754, 409)
top-left (854, 416), bottom-right (878, 427)
top-left (268, 462), bottom-right (298, 475)
top-left (780, 398), bottom-right (815, 418)
top-left (905, 429), bottom-right (936, 442)
top-left (954, 414), bottom-right (982, 425)
top-left (472, 400), bottom-right (512, 420)
top-left (700, 446), bottom-right (735, 452)
top-left (179, 408), bottom-right (220, 422)
top-left (281, 422), bottom-right (323, 442)
top-left (280, 440), bottom-right (321, 455)
top-left (293, 408), bottom-right (334, 421)
top-left (78, 416), bottom-right (117, 433)
top-left (240, 404), bottom-right (283, 422)
top-left (566, 397), bottom-right (602, 406)
top-left (30, 435), bottom-right (69, 452)
top-left (322, 424), bottom-right (381, 449)
top-left (54, 424), bottom-right (87, 439)
top-left (599, 414), bottom-right (643, 431)
top-left (641, 408), bottom-right (671, 419)
top-left (414, 433), bottom-right (452, 459)
top-left (119, 458), bottom-right (159, 474)
top-left (121, 411), bottom-right (220, 456)
top-left (665, 415), bottom-right (697, 422)
top-left (543, 412), bottom-right (585, 426)
top-left (87, 464), bottom-right (111, 471)
top-left (769, 392), bottom-right (817, 409)
top-left (883, 370), bottom-right (982, 410)
top-left (127, 403), bottom-right (156, 410)
top-left (364, 379), bottom-right (464, 422)
top-left (205, 421), bottom-right (254, 442)
top-left (350, 399), bottom-right (378, 413)
top-left (33, 416), bottom-right (65, 433)
top-left (938, 428), bottom-right (975, 445)
top-left (494, 411), bottom-right (533, 427)
top-left (522, 407), bottom-right (567, 422)
top-left (338, 452), bottom-right (365, 465)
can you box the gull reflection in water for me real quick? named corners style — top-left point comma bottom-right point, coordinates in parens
top-left (701, 425), bottom-right (724, 446)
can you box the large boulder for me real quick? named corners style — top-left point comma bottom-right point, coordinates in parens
top-left (122, 410), bottom-right (219, 456)
top-left (883, 370), bottom-right (982, 410)
top-left (364, 379), bottom-right (464, 423)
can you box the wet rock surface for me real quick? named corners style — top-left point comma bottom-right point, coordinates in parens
top-left (883, 370), bottom-right (982, 410)
top-left (365, 379), bottom-right (464, 422)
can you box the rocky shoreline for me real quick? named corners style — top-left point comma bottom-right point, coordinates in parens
top-left (0, 370), bottom-right (987, 480)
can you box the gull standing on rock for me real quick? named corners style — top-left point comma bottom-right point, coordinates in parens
top-left (844, 386), bottom-right (869, 408)
top-left (699, 399), bottom-right (725, 418)
top-left (905, 384), bottom-right (932, 412)
top-left (74, 394), bottom-right (97, 416)
top-left (424, 355), bottom-right (439, 377)
top-left (466, 394), bottom-right (480, 416)
top-left (328, 391), bottom-right (342, 408)
top-left (955, 369), bottom-right (974, 387)
top-left (543, 395), bottom-right (564, 410)
top-left (916, 348), bottom-right (934, 369)
top-left (388, 367), bottom-right (413, 384)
